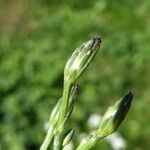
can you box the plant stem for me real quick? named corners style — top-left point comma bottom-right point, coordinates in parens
top-left (76, 134), bottom-right (103, 150)
top-left (54, 80), bottom-right (72, 149)
top-left (58, 80), bottom-right (72, 131)
top-left (40, 80), bottom-right (72, 150)
top-left (40, 126), bottom-right (55, 150)
top-left (76, 137), bottom-right (97, 150)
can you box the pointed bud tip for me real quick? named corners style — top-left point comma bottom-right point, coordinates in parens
top-left (118, 92), bottom-right (133, 112)
top-left (90, 36), bottom-right (102, 51)
top-left (123, 92), bottom-right (134, 104)
top-left (92, 36), bottom-right (102, 43)
top-left (62, 128), bottom-right (75, 147)
top-left (127, 92), bottom-right (134, 98)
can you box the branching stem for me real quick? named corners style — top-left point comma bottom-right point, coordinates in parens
top-left (40, 126), bottom-right (55, 150)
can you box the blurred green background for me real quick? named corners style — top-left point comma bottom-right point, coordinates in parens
top-left (0, 0), bottom-right (149, 150)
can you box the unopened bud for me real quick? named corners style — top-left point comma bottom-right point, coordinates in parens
top-left (64, 37), bottom-right (101, 83)
top-left (98, 92), bottom-right (133, 137)
top-left (62, 129), bottom-right (75, 147)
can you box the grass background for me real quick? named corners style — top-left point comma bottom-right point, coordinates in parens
top-left (0, 0), bottom-right (149, 149)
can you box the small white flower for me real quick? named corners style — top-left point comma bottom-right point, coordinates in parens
top-left (43, 122), bottom-right (50, 132)
top-left (87, 114), bottom-right (101, 129)
top-left (106, 133), bottom-right (127, 150)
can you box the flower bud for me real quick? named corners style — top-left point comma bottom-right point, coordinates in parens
top-left (64, 37), bottom-right (101, 83)
top-left (62, 128), bottom-right (75, 147)
top-left (98, 92), bottom-right (133, 137)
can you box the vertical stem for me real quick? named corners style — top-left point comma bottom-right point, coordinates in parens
top-left (58, 80), bottom-right (71, 131)
top-left (40, 126), bottom-right (54, 150)
top-left (54, 80), bottom-right (72, 150)
top-left (40, 80), bottom-right (71, 150)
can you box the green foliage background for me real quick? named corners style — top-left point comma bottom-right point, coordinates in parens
top-left (0, 0), bottom-right (149, 149)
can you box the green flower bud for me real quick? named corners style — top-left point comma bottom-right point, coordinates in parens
top-left (98, 92), bottom-right (133, 137)
top-left (62, 128), bottom-right (75, 147)
top-left (64, 37), bottom-right (101, 83)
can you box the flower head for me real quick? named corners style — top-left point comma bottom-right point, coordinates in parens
top-left (98, 92), bottom-right (133, 137)
top-left (64, 37), bottom-right (101, 83)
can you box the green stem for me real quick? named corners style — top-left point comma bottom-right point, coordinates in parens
top-left (58, 81), bottom-right (72, 131)
top-left (40, 126), bottom-right (55, 150)
top-left (76, 134), bottom-right (103, 150)
top-left (54, 80), bottom-right (72, 149)
top-left (76, 138), bottom-right (97, 150)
